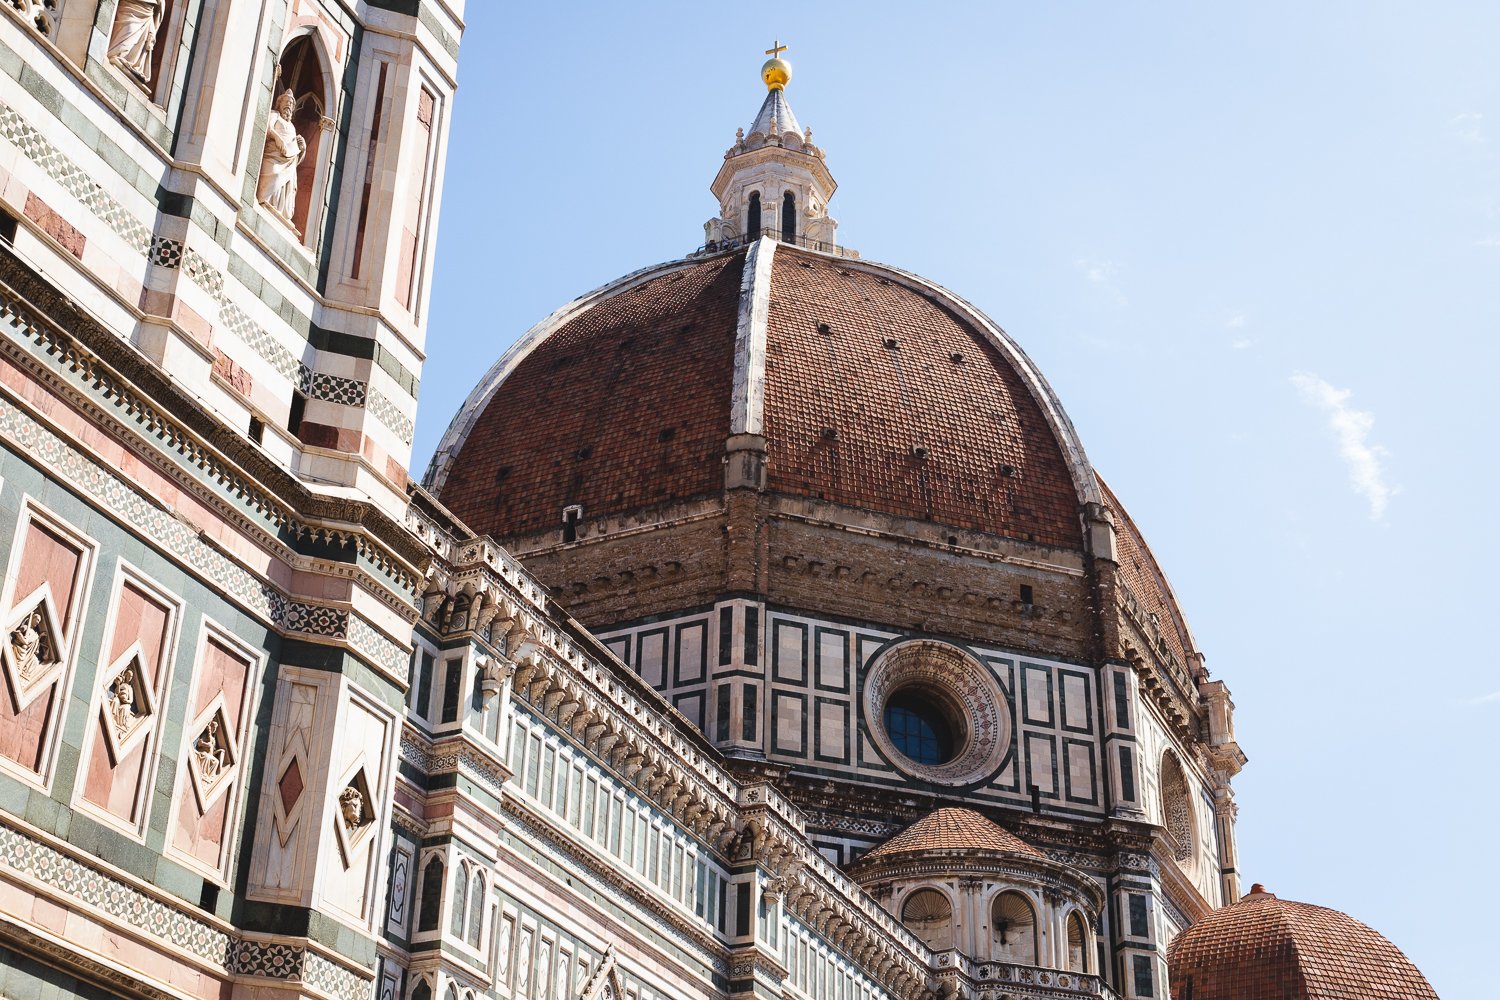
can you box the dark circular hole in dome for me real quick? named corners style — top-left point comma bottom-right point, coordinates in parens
top-left (884, 688), bottom-right (960, 766)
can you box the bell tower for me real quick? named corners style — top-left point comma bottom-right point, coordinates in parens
top-left (704, 43), bottom-right (844, 252)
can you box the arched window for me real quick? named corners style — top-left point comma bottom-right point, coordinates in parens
top-left (747, 192), bottom-right (762, 237)
top-left (467, 871), bottom-right (485, 946)
top-left (781, 191), bottom-right (797, 241)
top-left (450, 862), bottom-right (469, 937)
top-left (417, 856), bottom-right (444, 932)
top-left (900, 888), bottom-right (953, 951)
top-left (1066, 910), bottom-right (1089, 972)
top-left (260, 34), bottom-right (333, 244)
top-left (991, 891), bottom-right (1038, 965)
top-left (1160, 751), bottom-right (1197, 867)
top-left (444, 986), bottom-right (459, 1000)
top-left (409, 981), bottom-right (431, 1000)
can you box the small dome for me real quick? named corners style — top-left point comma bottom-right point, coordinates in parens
top-left (857, 807), bottom-right (1045, 863)
top-left (1167, 886), bottom-right (1438, 1000)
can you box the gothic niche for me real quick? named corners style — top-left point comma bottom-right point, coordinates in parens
top-left (258, 34), bottom-right (331, 242)
top-left (2, 595), bottom-right (64, 711)
top-left (1160, 751), bottom-right (1197, 868)
top-left (99, 646), bottom-right (157, 765)
top-left (107, 0), bottom-right (171, 89)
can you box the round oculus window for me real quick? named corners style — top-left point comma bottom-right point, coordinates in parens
top-left (864, 640), bottom-right (1012, 785)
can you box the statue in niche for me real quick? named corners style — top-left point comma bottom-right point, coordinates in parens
top-left (109, 668), bottom-right (138, 736)
top-left (195, 718), bottom-right (227, 784)
top-left (339, 784), bottom-right (365, 832)
top-left (107, 0), bottom-right (164, 84)
top-left (257, 89), bottom-right (306, 225)
top-left (9, 609), bottom-right (50, 681)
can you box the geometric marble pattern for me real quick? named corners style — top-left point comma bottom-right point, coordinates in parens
top-left (0, 392), bottom-right (408, 677)
top-left (366, 387), bottom-right (414, 445)
top-left (0, 817), bottom-right (369, 1000)
top-left (0, 100), bottom-right (415, 441)
top-left (0, 287), bottom-right (418, 602)
top-left (300, 367), bottom-right (368, 408)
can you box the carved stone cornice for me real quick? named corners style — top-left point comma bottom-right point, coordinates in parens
top-left (0, 247), bottom-right (429, 582)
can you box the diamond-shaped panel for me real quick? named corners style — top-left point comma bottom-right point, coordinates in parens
top-left (99, 643), bottom-right (157, 765)
top-left (187, 701), bottom-right (238, 813)
top-left (278, 758), bottom-right (304, 815)
top-left (2, 587), bottom-right (66, 712)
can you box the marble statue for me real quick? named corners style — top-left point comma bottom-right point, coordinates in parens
top-left (257, 90), bottom-right (306, 224)
top-left (107, 0), bottom-right (164, 83)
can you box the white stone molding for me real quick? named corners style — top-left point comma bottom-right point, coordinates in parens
top-left (730, 236), bottom-right (776, 435)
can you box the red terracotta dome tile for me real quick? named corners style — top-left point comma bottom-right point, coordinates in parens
top-left (858, 807), bottom-right (1045, 863)
top-left (1167, 888), bottom-right (1439, 1000)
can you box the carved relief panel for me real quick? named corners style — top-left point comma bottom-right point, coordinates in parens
top-left (166, 619), bottom-right (261, 882)
top-left (317, 680), bottom-right (397, 930)
top-left (75, 563), bottom-right (182, 837)
top-left (0, 500), bottom-right (96, 787)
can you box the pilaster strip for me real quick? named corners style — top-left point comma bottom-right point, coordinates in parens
top-left (0, 99), bottom-right (415, 440)
top-left (729, 235), bottom-right (776, 435)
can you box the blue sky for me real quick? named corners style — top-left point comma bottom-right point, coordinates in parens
top-left (420, 5), bottom-right (1499, 995)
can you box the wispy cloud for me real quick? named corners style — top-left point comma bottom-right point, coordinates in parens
top-left (1477, 237), bottom-right (1500, 248)
top-left (1076, 257), bottom-right (1126, 305)
top-left (1448, 112), bottom-right (1485, 144)
top-left (1468, 690), bottom-right (1500, 706)
top-left (1230, 338), bottom-right (1253, 350)
top-left (1290, 372), bottom-right (1395, 520)
top-left (1226, 313), bottom-right (1248, 329)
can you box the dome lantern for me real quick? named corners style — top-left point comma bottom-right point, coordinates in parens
top-left (702, 44), bottom-right (845, 255)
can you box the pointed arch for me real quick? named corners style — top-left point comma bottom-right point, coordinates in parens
top-left (781, 190), bottom-right (796, 240)
top-left (450, 860), bottom-right (469, 937)
top-left (466, 870), bottom-right (485, 946)
top-left (266, 30), bottom-right (337, 245)
top-left (416, 855), bottom-right (444, 932)
top-left (747, 191), bottom-right (762, 237)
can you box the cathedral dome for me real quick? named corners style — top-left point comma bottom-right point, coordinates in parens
top-left (426, 239), bottom-right (1098, 550)
top-left (1166, 886), bottom-right (1439, 1000)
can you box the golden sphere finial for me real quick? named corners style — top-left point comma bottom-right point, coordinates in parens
top-left (762, 39), bottom-right (791, 91)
